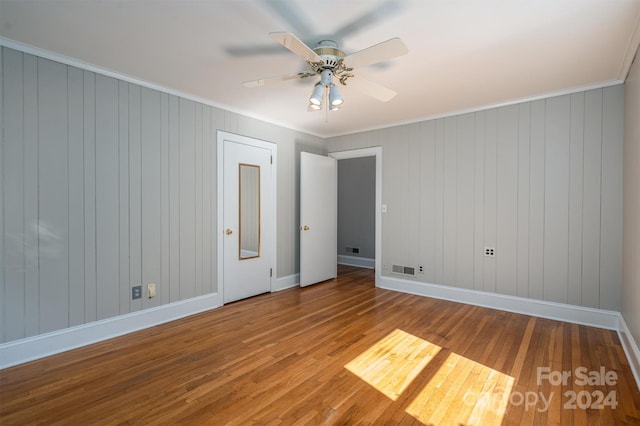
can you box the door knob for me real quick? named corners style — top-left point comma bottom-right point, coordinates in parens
top-left (303, 225), bottom-right (310, 231)
top-left (226, 228), bottom-right (233, 235)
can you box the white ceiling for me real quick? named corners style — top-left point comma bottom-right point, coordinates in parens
top-left (1, 0), bottom-right (639, 138)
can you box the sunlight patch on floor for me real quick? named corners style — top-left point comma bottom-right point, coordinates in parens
top-left (344, 329), bottom-right (441, 400)
top-left (405, 352), bottom-right (515, 425)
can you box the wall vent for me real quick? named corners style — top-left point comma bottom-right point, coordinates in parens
top-left (391, 264), bottom-right (416, 276)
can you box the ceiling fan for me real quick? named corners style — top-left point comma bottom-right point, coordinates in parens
top-left (242, 32), bottom-right (408, 111)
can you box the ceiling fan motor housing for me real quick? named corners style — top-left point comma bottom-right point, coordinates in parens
top-left (313, 40), bottom-right (345, 70)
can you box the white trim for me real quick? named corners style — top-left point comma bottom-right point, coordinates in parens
top-left (216, 131), bottom-right (278, 304)
top-left (618, 315), bottom-right (640, 391)
top-left (379, 275), bottom-right (620, 330)
top-left (324, 80), bottom-right (625, 138)
top-left (337, 255), bottom-right (375, 269)
top-left (381, 274), bottom-right (640, 391)
top-left (274, 274), bottom-right (300, 292)
top-left (0, 293), bottom-right (221, 370)
top-left (3, 37), bottom-right (623, 140)
top-left (1, 270), bottom-right (637, 392)
top-left (329, 147), bottom-right (382, 287)
top-left (0, 36), bottom-right (321, 139)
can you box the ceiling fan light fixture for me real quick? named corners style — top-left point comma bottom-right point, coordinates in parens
top-left (329, 84), bottom-right (344, 106)
top-left (309, 83), bottom-right (324, 106)
top-left (244, 32), bottom-right (407, 113)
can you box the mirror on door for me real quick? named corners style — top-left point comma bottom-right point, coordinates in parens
top-left (239, 163), bottom-right (260, 260)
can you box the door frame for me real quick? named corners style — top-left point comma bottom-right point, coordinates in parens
top-left (329, 147), bottom-right (382, 287)
top-left (217, 131), bottom-right (278, 304)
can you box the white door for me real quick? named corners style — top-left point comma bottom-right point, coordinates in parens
top-left (300, 152), bottom-right (337, 286)
top-left (223, 139), bottom-right (273, 303)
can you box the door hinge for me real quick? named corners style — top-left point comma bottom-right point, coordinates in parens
top-left (270, 268), bottom-right (273, 277)
top-left (270, 155), bottom-right (273, 164)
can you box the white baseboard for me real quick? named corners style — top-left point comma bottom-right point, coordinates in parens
top-left (618, 315), bottom-right (640, 391)
top-left (0, 274), bottom-right (301, 369)
top-left (379, 275), bottom-right (620, 330)
top-left (274, 274), bottom-right (300, 292)
top-left (380, 275), bottom-right (640, 392)
top-left (3, 272), bottom-right (638, 393)
top-left (0, 292), bottom-right (222, 370)
top-left (337, 255), bottom-right (375, 269)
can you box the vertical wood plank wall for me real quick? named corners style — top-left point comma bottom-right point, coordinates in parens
top-left (623, 55), bottom-right (640, 345)
top-left (0, 44), bottom-right (626, 344)
top-left (326, 85), bottom-right (624, 311)
top-left (0, 47), bottom-right (325, 343)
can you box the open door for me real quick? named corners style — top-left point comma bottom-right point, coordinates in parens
top-left (300, 152), bottom-right (337, 286)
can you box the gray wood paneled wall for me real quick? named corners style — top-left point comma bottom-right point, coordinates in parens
top-left (0, 43), bottom-right (626, 344)
top-left (0, 46), bottom-right (324, 343)
top-left (327, 85), bottom-right (624, 311)
top-left (623, 55), bottom-right (640, 345)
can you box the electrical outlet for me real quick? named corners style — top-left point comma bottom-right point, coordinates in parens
top-left (418, 265), bottom-right (424, 274)
top-left (484, 247), bottom-right (496, 257)
top-left (132, 285), bottom-right (142, 300)
top-left (148, 283), bottom-right (156, 298)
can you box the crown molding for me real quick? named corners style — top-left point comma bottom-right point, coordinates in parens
top-left (0, 36), bottom-right (325, 139)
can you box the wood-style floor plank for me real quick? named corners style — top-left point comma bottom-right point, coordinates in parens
top-left (1, 265), bottom-right (639, 425)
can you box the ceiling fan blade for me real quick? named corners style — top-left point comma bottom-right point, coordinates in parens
top-left (347, 76), bottom-right (397, 102)
top-left (243, 72), bottom-right (312, 88)
top-left (342, 38), bottom-right (408, 69)
top-left (263, 0), bottom-right (314, 40)
top-left (270, 32), bottom-right (323, 63)
top-left (332, 0), bottom-right (403, 41)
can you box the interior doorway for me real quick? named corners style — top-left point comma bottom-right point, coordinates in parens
top-left (337, 156), bottom-right (376, 269)
top-left (329, 147), bottom-right (382, 287)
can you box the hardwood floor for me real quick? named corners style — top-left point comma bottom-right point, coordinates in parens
top-left (1, 266), bottom-right (639, 425)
